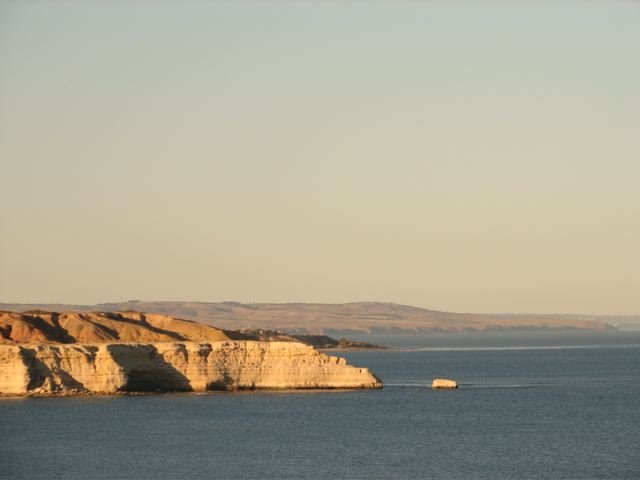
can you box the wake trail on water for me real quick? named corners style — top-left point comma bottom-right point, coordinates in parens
top-left (389, 344), bottom-right (640, 352)
top-left (384, 383), bottom-right (561, 389)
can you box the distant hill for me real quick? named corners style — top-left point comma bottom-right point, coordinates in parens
top-left (0, 301), bottom-right (621, 335)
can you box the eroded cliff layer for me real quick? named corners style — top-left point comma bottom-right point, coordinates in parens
top-left (0, 341), bottom-right (382, 395)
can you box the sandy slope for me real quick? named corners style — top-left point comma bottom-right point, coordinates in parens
top-left (0, 311), bottom-right (243, 345)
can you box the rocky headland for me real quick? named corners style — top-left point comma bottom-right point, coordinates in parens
top-left (0, 311), bottom-right (382, 396)
top-left (238, 328), bottom-right (386, 349)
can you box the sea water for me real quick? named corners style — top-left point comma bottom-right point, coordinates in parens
top-left (2, 331), bottom-right (640, 479)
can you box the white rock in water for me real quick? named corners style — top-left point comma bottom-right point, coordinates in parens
top-left (432, 378), bottom-right (458, 389)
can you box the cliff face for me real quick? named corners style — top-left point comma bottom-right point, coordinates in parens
top-left (0, 341), bottom-right (382, 395)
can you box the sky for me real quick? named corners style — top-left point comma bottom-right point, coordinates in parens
top-left (0, 1), bottom-right (638, 314)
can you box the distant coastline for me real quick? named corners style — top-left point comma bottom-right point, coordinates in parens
top-left (1, 301), bottom-right (627, 334)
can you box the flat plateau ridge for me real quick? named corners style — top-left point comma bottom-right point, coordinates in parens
top-left (1, 301), bottom-right (617, 334)
top-left (0, 312), bottom-right (381, 396)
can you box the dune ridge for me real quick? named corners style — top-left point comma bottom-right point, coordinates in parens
top-left (0, 311), bottom-right (243, 345)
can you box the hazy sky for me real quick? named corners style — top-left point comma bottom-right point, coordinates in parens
top-left (1, 1), bottom-right (638, 314)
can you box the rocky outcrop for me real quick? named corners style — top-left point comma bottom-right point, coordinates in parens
top-left (0, 341), bottom-right (382, 395)
top-left (432, 378), bottom-right (458, 389)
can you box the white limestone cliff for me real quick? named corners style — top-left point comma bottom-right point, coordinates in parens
top-left (0, 341), bottom-right (382, 395)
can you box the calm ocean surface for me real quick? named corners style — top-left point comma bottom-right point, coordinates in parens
top-left (2, 331), bottom-right (640, 479)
